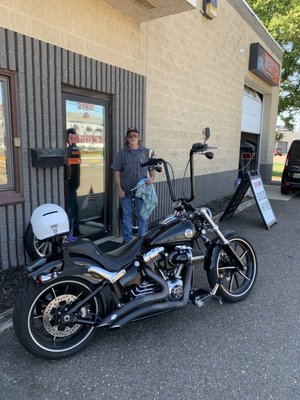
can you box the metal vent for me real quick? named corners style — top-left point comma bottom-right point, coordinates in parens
top-left (131, 0), bottom-right (157, 10)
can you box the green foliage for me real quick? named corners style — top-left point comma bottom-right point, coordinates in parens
top-left (275, 131), bottom-right (284, 142)
top-left (247, 0), bottom-right (300, 130)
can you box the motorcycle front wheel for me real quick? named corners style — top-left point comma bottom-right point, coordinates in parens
top-left (13, 277), bottom-right (108, 359)
top-left (207, 237), bottom-right (257, 302)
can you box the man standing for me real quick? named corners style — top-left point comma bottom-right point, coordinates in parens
top-left (66, 128), bottom-right (81, 236)
top-left (111, 127), bottom-right (155, 243)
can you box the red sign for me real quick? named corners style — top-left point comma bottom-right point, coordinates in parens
top-left (249, 43), bottom-right (280, 87)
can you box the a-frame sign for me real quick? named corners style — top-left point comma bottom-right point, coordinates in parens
top-left (220, 170), bottom-right (277, 229)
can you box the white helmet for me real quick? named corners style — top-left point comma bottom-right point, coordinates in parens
top-left (31, 204), bottom-right (70, 240)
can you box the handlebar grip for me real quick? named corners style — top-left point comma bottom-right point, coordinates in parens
top-left (140, 158), bottom-right (157, 167)
top-left (192, 143), bottom-right (208, 152)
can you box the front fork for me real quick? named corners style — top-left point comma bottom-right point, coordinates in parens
top-left (199, 208), bottom-right (246, 271)
top-left (191, 208), bottom-right (245, 306)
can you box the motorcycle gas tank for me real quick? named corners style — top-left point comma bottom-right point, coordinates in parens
top-left (144, 215), bottom-right (196, 246)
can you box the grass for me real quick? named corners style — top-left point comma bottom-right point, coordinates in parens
top-left (272, 162), bottom-right (284, 179)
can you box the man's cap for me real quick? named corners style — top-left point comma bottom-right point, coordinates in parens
top-left (126, 127), bottom-right (139, 135)
top-left (66, 128), bottom-right (77, 135)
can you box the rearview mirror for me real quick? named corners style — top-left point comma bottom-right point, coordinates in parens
top-left (202, 127), bottom-right (211, 143)
top-left (145, 149), bottom-right (154, 159)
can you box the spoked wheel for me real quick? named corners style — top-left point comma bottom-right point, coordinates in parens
top-left (207, 237), bottom-right (257, 302)
top-left (13, 277), bottom-right (106, 359)
top-left (23, 223), bottom-right (54, 260)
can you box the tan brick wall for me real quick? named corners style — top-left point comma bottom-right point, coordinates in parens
top-left (0, 0), bottom-right (147, 74)
top-left (144, 2), bottom-right (281, 177)
top-left (0, 0), bottom-right (281, 178)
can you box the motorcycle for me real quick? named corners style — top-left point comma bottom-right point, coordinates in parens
top-left (13, 128), bottom-right (257, 359)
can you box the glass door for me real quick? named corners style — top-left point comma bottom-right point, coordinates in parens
top-left (63, 92), bottom-right (110, 238)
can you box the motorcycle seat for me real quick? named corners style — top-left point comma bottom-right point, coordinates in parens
top-left (63, 237), bottom-right (144, 272)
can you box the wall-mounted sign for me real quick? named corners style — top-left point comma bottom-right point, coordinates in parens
top-left (249, 43), bottom-right (280, 87)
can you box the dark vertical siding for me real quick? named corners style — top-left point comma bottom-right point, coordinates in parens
top-left (0, 28), bottom-right (146, 269)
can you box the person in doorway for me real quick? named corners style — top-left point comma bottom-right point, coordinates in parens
top-left (66, 128), bottom-right (81, 236)
top-left (111, 127), bottom-right (156, 243)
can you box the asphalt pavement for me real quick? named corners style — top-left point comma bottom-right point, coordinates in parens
top-left (0, 187), bottom-right (299, 400)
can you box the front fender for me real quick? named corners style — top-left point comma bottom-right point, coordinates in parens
top-left (204, 230), bottom-right (235, 271)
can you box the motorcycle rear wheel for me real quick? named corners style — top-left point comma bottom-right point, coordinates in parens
top-left (13, 277), bottom-right (108, 359)
top-left (207, 237), bottom-right (257, 302)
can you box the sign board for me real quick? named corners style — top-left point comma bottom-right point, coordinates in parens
top-left (248, 170), bottom-right (277, 229)
top-left (249, 43), bottom-right (280, 87)
top-left (220, 170), bottom-right (277, 229)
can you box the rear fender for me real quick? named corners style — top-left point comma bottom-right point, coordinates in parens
top-left (204, 230), bottom-right (235, 271)
top-left (27, 254), bottom-right (104, 285)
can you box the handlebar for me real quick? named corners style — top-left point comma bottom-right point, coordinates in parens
top-left (140, 158), bottom-right (158, 168)
top-left (140, 139), bottom-right (220, 204)
top-left (191, 143), bottom-right (208, 152)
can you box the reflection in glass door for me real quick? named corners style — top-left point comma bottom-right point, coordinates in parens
top-left (64, 97), bottom-right (108, 237)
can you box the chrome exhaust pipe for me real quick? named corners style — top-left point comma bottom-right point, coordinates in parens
top-left (109, 264), bottom-right (193, 329)
top-left (88, 265), bottom-right (126, 283)
top-left (97, 266), bottom-right (169, 328)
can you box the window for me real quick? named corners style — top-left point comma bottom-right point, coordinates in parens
top-left (0, 70), bottom-right (22, 205)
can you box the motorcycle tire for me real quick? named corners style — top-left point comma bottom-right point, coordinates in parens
top-left (23, 223), bottom-right (54, 260)
top-left (13, 277), bottom-right (109, 359)
top-left (207, 237), bottom-right (257, 302)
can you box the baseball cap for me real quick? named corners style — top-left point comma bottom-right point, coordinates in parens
top-left (126, 127), bottom-right (139, 135)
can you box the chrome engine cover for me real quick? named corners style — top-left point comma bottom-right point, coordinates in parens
top-left (167, 278), bottom-right (183, 301)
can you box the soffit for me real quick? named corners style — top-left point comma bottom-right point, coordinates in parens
top-left (101, 0), bottom-right (196, 22)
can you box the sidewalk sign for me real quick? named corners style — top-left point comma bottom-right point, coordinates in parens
top-left (248, 170), bottom-right (277, 229)
top-left (220, 170), bottom-right (277, 229)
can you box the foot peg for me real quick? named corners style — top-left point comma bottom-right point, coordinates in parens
top-left (192, 288), bottom-right (223, 307)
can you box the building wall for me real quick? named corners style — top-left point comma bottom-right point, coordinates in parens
top-left (277, 130), bottom-right (300, 154)
top-left (0, 27), bottom-right (146, 269)
top-left (0, 0), bottom-right (282, 268)
top-left (0, 1), bottom-right (281, 172)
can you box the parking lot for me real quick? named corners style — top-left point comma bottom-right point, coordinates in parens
top-left (0, 190), bottom-right (299, 400)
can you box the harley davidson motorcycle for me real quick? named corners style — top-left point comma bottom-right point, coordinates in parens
top-left (13, 128), bottom-right (257, 359)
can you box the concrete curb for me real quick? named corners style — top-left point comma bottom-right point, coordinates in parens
top-left (0, 199), bottom-right (256, 334)
top-left (0, 309), bottom-right (13, 334)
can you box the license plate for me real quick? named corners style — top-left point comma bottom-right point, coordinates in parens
top-left (293, 173), bottom-right (300, 178)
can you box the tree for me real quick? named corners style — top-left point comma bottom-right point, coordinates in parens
top-left (275, 131), bottom-right (284, 142)
top-left (247, 0), bottom-right (300, 130)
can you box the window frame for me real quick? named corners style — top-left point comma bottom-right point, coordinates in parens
top-left (0, 69), bottom-right (23, 205)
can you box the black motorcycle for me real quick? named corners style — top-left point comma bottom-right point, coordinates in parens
top-left (13, 128), bottom-right (257, 359)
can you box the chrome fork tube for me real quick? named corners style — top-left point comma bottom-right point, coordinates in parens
top-left (199, 208), bottom-right (229, 244)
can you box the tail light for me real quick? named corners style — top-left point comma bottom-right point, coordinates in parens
top-left (285, 152), bottom-right (290, 167)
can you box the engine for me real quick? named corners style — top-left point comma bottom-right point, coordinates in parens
top-left (121, 245), bottom-right (192, 302)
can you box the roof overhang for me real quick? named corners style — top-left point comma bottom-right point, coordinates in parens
top-left (102, 0), bottom-right (197, 22)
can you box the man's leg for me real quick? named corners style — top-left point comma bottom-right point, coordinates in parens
top-left (68, 189), bottom-right (79, 232)
top-left (134, 196), bottom-right (148, 236)
top-left (121, 196), bottom-right (133, 242)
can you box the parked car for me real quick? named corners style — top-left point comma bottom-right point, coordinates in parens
top-left (274, 147), bottom-right (283, 156)
top-left (281, 140), bottom-right (300, 194)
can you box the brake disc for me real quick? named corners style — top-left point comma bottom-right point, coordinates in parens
top-left (43, 294), bottom-right (82, 337)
